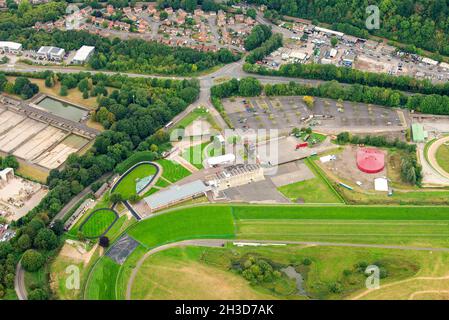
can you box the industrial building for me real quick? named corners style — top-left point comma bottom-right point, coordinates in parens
top-left (144, 180), bottom-right (210, 212)
top-left (0, 168), bottom-right (13, 188)
top-left (206, 164), bottom-right (264, 191)
top-left (72, 45), bottom-right (95, 64)
top-left (0, 41), bottom-right (22, 54)
top-left (206, 153), bottom-right (235, 167)
top-left (37, 46), bottom-right (65, 61)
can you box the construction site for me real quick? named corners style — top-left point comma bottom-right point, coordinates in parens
top-left (0, 168), bottom-right (47, 221)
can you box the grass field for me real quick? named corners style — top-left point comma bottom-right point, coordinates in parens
top-left (80, 209), bottom-right (117, 238)
top-left (83, 204), bottom-right (449, 300)
top-left (436, 143), bottom-right (449, 174)
top-left (233, 205), bottom-right (449, 247)
top-left (84, 206), bottom-right (235, 300)
top-left (155, 159), bottom-right (191, 183)
top-left (50, 246), bottom-right (101, 300)
top-left (129, 244), bottom-right (449, 300)
top-left (278, 178), bottom-right (341, 203)
top-left (131, 246), bottom-right (277, 300)
top-left (113, 163), bottom-right (157, 198)
top-left (127, 206), bottom-right (235, 247)
top-left (85, 256), bottom-right (121, 300)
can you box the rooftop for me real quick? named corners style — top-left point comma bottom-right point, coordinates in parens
top-left (144, 180), bottom-right (210, 209)
top-left (73, 45), bottom-right (95, 62)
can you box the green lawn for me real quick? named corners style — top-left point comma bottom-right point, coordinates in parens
top-left (436, 143), bottom-right (449, 174)
top-left (85, 256), bottom-right (121, 300)
top-left (81, 209), bottom-right (117, 238)
top-left (83, 204), bottom-right (449, 300)
top-left (156, 159), bottom-right (191, 183)
top-left (233, 205), bottom-right (449, 247)
top-left (278, 178), bottom-right (341, 203)
top-left (113, 163), bottom-right (157, 199)
top-left (181, 142), bottom-right (210, 169)
top-left (171, 106), bottom-right (217, 132)
top-left (129, 244), bottom-right (439, 300)
top-left (127, 206), bottom-right (235, 247)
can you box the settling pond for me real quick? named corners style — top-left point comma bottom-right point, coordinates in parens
top-left (36, 97), bottom-right (88, 122)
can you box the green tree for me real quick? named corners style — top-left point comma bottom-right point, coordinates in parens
top-left (21, 249), bottom-right (45, 272)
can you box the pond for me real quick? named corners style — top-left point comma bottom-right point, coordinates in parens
top-left (36, 97), bottom-right (88, 122)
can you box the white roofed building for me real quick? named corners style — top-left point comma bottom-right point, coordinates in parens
top-left (37, 46), bottom-right (65, 61)
top-left (206, 153), bottom-right (235, 167)
top-left (72, 46), bottom-right (95, 64)
top-left (0, 41), bottom-right (22, 54)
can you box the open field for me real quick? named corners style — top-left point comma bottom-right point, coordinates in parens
top-left (85, 256), bottom-right (121, 300)
top-left (155, 159), bottom-right (191, 183)
top-left (436, 143), bottom-right (449, 174)
top-left (131, 247), bottom-right (277, 300)
top-left (278, 178), bottom-right (342, 203)
top-left (113, 163), bottom-right (157, 199)
top-left (129, 244), bottom-right (449, 300)
top-left (82, 204), bottom-right (449, 300)
top-left (80, 209), bottom-right (118, 238)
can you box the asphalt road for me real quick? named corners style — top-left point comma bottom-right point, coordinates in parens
top-left (14, 261), bottom-right (27, 300)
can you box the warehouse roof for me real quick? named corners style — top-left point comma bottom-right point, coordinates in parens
top-left (144, 180), bottom-right (210, 210)
top-left (73, 45), bottom-right (95, 62)
top-left (411, 123), bottom-right (425, 142)
top-left (0, 41), bottom-right (22, 50)
top-left (37, 46), bottom-right (65, 56)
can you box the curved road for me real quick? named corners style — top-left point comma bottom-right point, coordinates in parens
top-left (125, 238), bottom-right (449, 300)
top-left (14, 261), bottom-right (27, 300)
top-left (427, 136), bottom-right (449, 180)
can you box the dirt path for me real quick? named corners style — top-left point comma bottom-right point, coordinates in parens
top-left (351, 275), bottom-right (449, 300)
top-left (408, 290), bottom-right (449, 300)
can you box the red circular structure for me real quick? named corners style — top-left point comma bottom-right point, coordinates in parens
top-left (356, 148), bottom-right (385, 174)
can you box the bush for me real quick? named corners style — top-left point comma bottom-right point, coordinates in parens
top-left (328, 281), bottom-right (343, 293)
top-left (302, 258), bottom-right (312, 266)
top-left (99, 236), bottom-right (110, 248)
top-left (21, 249), bottom-right (45, 272)
top-left (28, 288), bottom-right (48, 300)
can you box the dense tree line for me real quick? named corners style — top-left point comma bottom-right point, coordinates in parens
top-left (0, 72), bottom-right (199, 299)
top-left (244, 24), bottom-right (272, 51)
top-left (0, 74), bottom-right (40, 99)
top-left (245, 33), bottom-right (283, 64)
top-left (247, 0), bottom-right (449, 56)
top-left (157, 0), bottom-right (222, 12)
top-left (265, 80), bottom-right (449, 115)
top-left (211, 77), bottom-right (263, 98)
top-left (0, 1), bottom-right (66, 29)
top-left (336, 132), bottom-right (422, 186)
top-left (244, 62), bottom-right (449, 96)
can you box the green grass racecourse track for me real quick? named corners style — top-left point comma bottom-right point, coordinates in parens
top-left (79, 209), bottom-right (118, 238)
top-left (113, 163), bottom-right (157, 199)
top-left (84, 205), bottom-right (449, 299)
